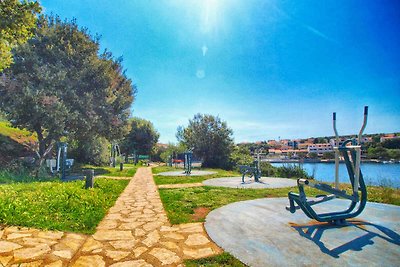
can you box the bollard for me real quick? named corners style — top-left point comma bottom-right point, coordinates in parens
top-left (120, 163), bottom-right (123, 171)
top-left (85, 169), bottom-right (94, 189)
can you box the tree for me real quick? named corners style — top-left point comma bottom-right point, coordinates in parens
top-left (0, 0), bottom-right (41, 71)
top-left (159, 143), bottom-right (186, 163)
top-left (0, 16), bottom-right (135, 171)
top-left (177, 114), bottom-right (234, 168)
top-left (382, 139), bottom-right (400, 149)
top-left (120, 118), bottom-right (160, 157)
top-left (229, 145), bottom-right (253, 168)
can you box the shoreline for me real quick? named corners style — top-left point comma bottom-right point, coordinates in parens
top-left (264, 159), bottom-right (400, 164)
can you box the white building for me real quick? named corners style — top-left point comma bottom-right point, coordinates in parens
top-left (307, 143), bottom-right (333, 155)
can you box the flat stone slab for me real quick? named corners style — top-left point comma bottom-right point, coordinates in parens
top-left (157, 170), bottom-right (217, 176)
top-left (205, 198), bottom-right (400, 267)
top-left (203, 177), bottom-right (297, 188)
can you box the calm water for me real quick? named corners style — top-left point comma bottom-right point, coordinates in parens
top-left (271, 162), bottom-right (400, 188)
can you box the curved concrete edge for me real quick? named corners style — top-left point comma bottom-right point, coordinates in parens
top-left (156, 170), bottom-right (217, 176)
top-left (202, 177), bottom-right (297, 188)
top-left (205, 198), bottom-right (400, 267)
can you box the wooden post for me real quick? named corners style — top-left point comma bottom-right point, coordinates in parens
top-left (120, 163), bottom-right (123, 171)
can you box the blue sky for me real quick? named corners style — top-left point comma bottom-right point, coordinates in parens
top-left (40, 0), bottom-right (400, 143)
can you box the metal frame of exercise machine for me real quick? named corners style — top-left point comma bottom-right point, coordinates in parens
top-left (287, 106), bottom-right (368, 224)
top-left (183, 150), bottom-right (193, 175)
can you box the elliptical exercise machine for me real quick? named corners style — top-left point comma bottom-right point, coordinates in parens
top-left (287, 106), bottom-right (368, 225)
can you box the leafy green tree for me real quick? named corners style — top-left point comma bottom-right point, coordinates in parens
top-left (0, 16), bottom-right (135, 170)
top-left (69, 136), bottom-right (110, 166)
top-left (0, 0), bottom-right (41, 71)
top-left (159, 143), bottom-right (186, 163)
top-left (229, 145), bottom-right (253, 169)
top-left (120, 118), bottom-right (160, 157)
top-left (387, 149), bottom-right (400, 160)
top-left (308, 152), bottom-right (319, 159)
top-left (382, 139), bottom-right (400, 149)
top-left (322, 152), bottom-right (335, 159)
top-left (177, 114), bottom-right (234, 168)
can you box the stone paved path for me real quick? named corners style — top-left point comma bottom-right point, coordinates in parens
top-left (0, 167), bottom-right (221, 266)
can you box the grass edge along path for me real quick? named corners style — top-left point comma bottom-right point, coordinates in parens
top-left (0, 178), bottom-right (130, 234)
top-left (185, 252), bottom-right (247, 267)
top-left (159, 185), bottom-right (400, 225)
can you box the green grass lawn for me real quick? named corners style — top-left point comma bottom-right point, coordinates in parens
top-left (78, 164), bottom-right (138, 177)
top-left (152, 166), bottom-right (241, 185)
top-left (185, 252), bottom-right (247, 267)
top-left (0, 178), bottom-right (129, 234)
top-left (159, 184), bottom-right (400, 225)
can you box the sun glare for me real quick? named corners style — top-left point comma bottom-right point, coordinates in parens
top-left (201, 0), bottom-right (220, 34)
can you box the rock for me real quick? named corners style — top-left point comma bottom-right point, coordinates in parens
top-left (105, 250), bottom-right (130, 261)
top-left (72, 255), bottom-right (105, 267)
top-left (142, 221), bottom-right (163, 231)
top-left (45, 260), bottom-right (63, 267)
top-left (134, 229), bottom-right (146, 237)
top-left (149, 247), bottom-right (181, 265)
top-left (37, 231), bottom-right (64, 240)
top-left (133, 247), bottom-right (147, 257)
top-left (12, 260), bottom-right (43, 266)
top-left (81, 237), bottom-right (103, 252)
top-left (93, 230), bottom-right (133, 241)
top-left (53, 250), bottom-right (73, 259)
top-left (97, 220), bottom-right (119, 230)
top-left (109, 240), bottom-right (137, 250)
top-left (183, 248), bottom-right (215, 259)
top-left (178, 223), bottom-right (203, 233)
top-left (0, 229), bottom-right (3, 238)
top-left (163, 232), bottom-right (184, 240)
top-left (118, 222), bottom-right (145, 230)
top-left (0, 256), bottom-right (13, 266)
top-left (159, 226), bottom-right (178, 232)
top-left (62, 238), bottom-right (83, 251)
top-left (7, 233), bottom-right (32, 240)
top-left (185, 233), bottom-right (210, 246)
top-left (22, 237), bottom-right (58, 246)
top-left (106, 213), bottom-right (123, 220)
top-left (142, 230), bottom-right (160, 247)
top-left (0, 241), bottom-right (23, 253)
top-left (65, 233), bottom-right (85, 240)
top-left (13, 244), bottom-right (51, 261)
top-left (161, 241), bottom-right (179, 250)
top-left (109, 260), bottom-right (152, 267)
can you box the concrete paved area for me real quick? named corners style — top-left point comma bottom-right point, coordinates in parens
top-left (157, 170), bottom-right (217, 176)
top-left (205, 198), bottom-right (400, 267)
top-left (0, 167), bottom-right (221, 266)
top-left (203, 177), bottom-right (297, 188)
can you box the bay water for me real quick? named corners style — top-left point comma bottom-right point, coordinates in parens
top-left (271, 162), bottom-right (400, 188)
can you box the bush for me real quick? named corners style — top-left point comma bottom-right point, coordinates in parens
top-left (276, 163), bottom-right (311, 179)
top-left (259, 162), bottom-right (278, 176)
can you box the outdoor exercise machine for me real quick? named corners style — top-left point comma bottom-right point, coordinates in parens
top-left (110, 142), bottom-right (120, 167)
top-left (239, 149), bottom-right (264, 183)
top-left (239, 160), bottom-right (262, 183)
top-left (183, 150), bottom-right (193, 175)
top-left (287, 106), bottom-right (369, 225)
top-left (46, 142), bottom-right (74, 181)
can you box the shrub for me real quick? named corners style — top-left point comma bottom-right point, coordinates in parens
top-left (276, 163), bottom-right (311, 179)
